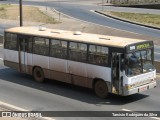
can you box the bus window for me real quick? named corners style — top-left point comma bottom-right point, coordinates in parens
top-left (4, 33), bottom-right (17, 50)
top-left (69, 42), bottom-right (87, 62)
top-left (28, 37), bottom-right (33, 53)
top-left (126, 49), bottom-right (154, 76)
top-left (33, 37), bottom-right (49, 56)
top-left (50, 39), bottom-right (67, 59)
top-left (88, 45), bottom-right (108, 66)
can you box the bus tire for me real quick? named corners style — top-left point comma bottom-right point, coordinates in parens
top-left (94, 80), bottom-right (108, 99)
top-left (33, 67), bottom-right (44, 82)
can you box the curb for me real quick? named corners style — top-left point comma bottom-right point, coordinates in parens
top-left (95, 10), bottom-right (160, 30)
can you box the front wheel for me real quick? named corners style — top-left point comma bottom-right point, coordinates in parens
top-left (33, 67), bottom-right (44, 82)
top-left (94, 80), bottom-right (108, 98)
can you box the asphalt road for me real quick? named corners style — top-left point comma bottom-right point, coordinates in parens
top-left (0, 47), bottom-right (160, 120)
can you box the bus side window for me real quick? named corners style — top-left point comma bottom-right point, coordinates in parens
top-left (33, 37), bottom-right (49, 56)
top-left (28, 37), bottom-right (33, 53)
top-left (50, 39), bottom-right (67, 59)
top-left (69, 42), bottom-right (87, 62)
top-left (4, 33), bottom-right (17, 50)
top-left (88, 45), bottom-right (108, 66)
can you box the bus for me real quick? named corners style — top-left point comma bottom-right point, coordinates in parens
top-left (3, 26), bottom-right (156, 98)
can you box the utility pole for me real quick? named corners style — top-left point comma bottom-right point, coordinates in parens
top-left (102, 0), bottom-right (104, 11)
top-left (19, 0), bottom-right (23, 26)
top-left (58, 0), bottom-right (61, 21)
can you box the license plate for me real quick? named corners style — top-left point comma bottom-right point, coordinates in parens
top-left (139, 86), bottom-right (147, 92)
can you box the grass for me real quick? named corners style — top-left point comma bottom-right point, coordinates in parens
top-left (0, 4), bottom-right (58, 24)
top-left (0, 4), bottom-right (10, 18)
top-left (108, 11), bottom-right (160, 27)
top-left (111, 0), bottom-right (160, 5)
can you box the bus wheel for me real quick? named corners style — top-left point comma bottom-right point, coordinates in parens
top-left (33, 67), bottom-right (44, 82)
top-left (94, 80), bottom-right (108, 99)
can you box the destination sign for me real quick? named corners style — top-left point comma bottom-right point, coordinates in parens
top-left (127, 41), bottom-right (153, 52)
top-left (136, 43), bottom-right (150, 50)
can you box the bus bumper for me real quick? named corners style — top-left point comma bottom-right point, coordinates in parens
top-left (123, 82), bottom-right (156, 96)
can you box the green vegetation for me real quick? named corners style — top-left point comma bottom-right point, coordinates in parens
top-left (110, 0), bottom-right (160, 5)
top-left (0, 4), bottom-right (10, 19)
top-left (0, 4), bottom-right (58, 24)
top-left (109, 11), bottom-right (160, 27)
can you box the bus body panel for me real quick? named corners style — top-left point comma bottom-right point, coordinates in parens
top-left (87, 64), bottom-right (111, 82)
top-left (4, 49), bottom-right (18, 63)
top-left (3, 49), bottom-right (19, 70)
top-left (123, 70), bottom-right (156, 95)
top-left (27, 53), bottom-right (33, 67)
top-left (49, 57), bottom-right (70, 83)
top-left (123, 71), bottom-right (156, 86)
top-left (49, 57), bottom-right (68, 73)
top-left (68, 61), bottom-right (87, 78)
top-left (32, 54), bottom-right (49, 70)
top-left (123, 82), bottom-right (156, 96)
top-left (20, 51), bottom-right (28, 72)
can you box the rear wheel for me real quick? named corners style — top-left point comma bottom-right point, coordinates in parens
top-left (33, 67), bottom-right (44, 82)
top-left (94, 80), bottom-right (108, 98)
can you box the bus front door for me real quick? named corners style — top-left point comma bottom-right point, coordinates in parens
top-left (111, 53), bottom-right (123, 95)
top-left (18, 36), bottom-right (28, 73)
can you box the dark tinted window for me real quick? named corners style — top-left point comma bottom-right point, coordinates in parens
top-left (88, 45), bottom-right (108, 66)
top-left (69, 42), bottom-right (87, 62)
top-left (50, 39), bottom-right (67, 59)
top-left (4, 33), bottom-right (17, 50)
top-left (33, 37), bottom-right (49, 56)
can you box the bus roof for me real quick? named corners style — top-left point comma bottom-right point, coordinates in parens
top-left (5, 26), bottom-right (149, 48)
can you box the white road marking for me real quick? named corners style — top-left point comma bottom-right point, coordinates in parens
top-left (122, 109), bottom-right (160, 120)
top-left (122, 109), bottom-right (132, 111)
top-left (0, 100), bottom-right (55, 120)
top-left (0, 101), bottom-right (27, 111)
top-left (0, 58), bottom-right (3, 60)
top-left (150, 117), bottom-right (160, 120)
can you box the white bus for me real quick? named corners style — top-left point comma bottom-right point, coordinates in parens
top-left (3, 27), bottom-right (156, 98)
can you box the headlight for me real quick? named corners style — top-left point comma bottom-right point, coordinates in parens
top-left (125, 84), bottom-right (135, 90)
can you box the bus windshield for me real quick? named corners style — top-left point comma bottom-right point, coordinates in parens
top-left (126, 49), bottom-right (154, 77)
